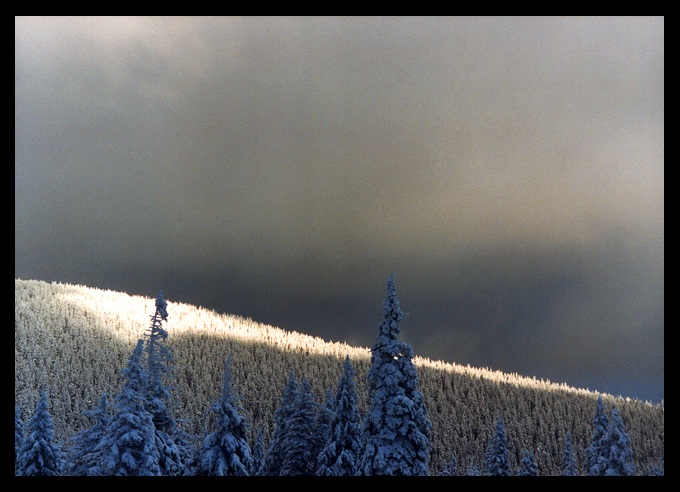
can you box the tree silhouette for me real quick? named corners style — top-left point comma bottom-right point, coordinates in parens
top-left (280, 378), bottom-right (321, 475)
top-left (484, 416), bottom-right (512, 476)
top-left (90, 340), bottom-right (161, 476)
top-left (517, 449), bottom-right (538, 476)
top-left (561, 432), bottom-right (580, 476)
top-left (15, 405), bottom-right (25, 475)
top-left (143, 291), bottom-right (185, 475)
top-left (193, 356), bottom-right (253, 476)
top-left (600, 408), bottom-right (636, 476)
top-left (439, 451), bottom-right (458, 476)
top-left (251, 426), bottom-right (266, 475)
top-left (585, 396), bottom-right (610, 476)
top-left (646, 456), bottom-right (664, 476)
top-left (465, 459), bottom-right (481, 476)
top-left (16, 390), bottom-right (64, 476)
top-left (65, 393), bottom-right (110, 476)
top-left (259, 371), bottom-right (299, 475)
top-left (357, 274), bottom-right (432, 476)
top-left (317, 355), bottom-right (363, 476)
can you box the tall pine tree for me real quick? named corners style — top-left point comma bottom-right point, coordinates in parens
top-left (484, 416), bottom-right (512, 476)
top-left (193, 356), bottom-right (253, 476)
top-left (561, 431), bottom-right (580, 476)
top-left (646, 456), bottom-right (664, 476)
top-left (357, 274), bottom-right (432, 476)
top-left (280, 378), bottom-right (321, 476)
top-left (317, 355), bottom-right (363, 476)
top-left (585, 396), bottom-right (610, 476)
top-left (439, 452), bottom-right (458, 476)
top-left (517, 449), bottom-right (538, 476)
top-left (251, 426), bottom-right (266, 475)
top-left (144, 291), bottom-right (173, 432)
top-left (90, 340), bottom-right (161, 476)
top-left (312, 388), bottom-right (334, 466)
top-left (65, 393), bottom-right (110, 476)
top-left (465, 459), bottom-right (481, 476)
top-left (16, 390), bottom-right (64, 476)
top-left (599, 408), bottom-right (636, 476)
top-left (15, 405), bottom-right (25, 475)
top-left (258, 371), bottom-right (299, 475)
top-left (143, 291), bottom-right (185, 475)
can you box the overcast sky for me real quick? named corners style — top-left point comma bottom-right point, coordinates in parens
top-left (15, 16), bottom-right (664, 403)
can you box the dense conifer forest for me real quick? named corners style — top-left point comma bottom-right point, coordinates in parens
top-left (15, 279), bottom-right (664, 475)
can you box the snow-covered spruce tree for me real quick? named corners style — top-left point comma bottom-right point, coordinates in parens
top-left (439, 452), bottom-right (458, 476)
top-left (172, 424), bottom-right (198, 476)
top-left (193, 356), bottom-right (253, 476)
top-left (89, 340), bottom-right (161, 476)
top-left (317, 355), bottom-right (363, 476)
top-left (251, 426), bottom-right (266, 475)
top-left (484, 416), bottom-right (512, 476)
top-left (517, 449), bottom-right (539, 476)
top-left (16, 390), bottom-right (64, 476)
top-left (15, 405), bottom-right (25, 474)
top-left (646, 456), bottom-right (664, 476)
top-left (258, 371), bottom-right (299, 476)
top-left (357, 274), bottom-right (432, 476)
top-left (65, 393), bottom-right (110, 476)
top-left (465, 459), bottom-right (481, 476)
top-left (143, 291), bottom-right (185, 475)
top-left (280, 378), bottom-right (321, 476)
top-left (585, 396), bottom-right (609, 476)
top-left (561, 432), bottom-right (580, 476)
top-left (483, 434), bottom-right (494, 474)
top-left (312, 388), bottom-right (334, 466)
top-left (599, 408), bottom-right (636, 476)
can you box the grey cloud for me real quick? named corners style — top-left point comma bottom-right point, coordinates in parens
top-left (15, 16), bottom-right (663, 402)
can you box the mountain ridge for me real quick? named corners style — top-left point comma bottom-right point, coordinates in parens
top-left (14, 278), bottom-right (664, 475)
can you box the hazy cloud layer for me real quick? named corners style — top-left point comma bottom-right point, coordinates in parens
top-left (15, 17), bottom-right (663, 402)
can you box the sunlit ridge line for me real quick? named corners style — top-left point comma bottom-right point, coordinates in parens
top-left (15, 278), bottom-right (641, 404)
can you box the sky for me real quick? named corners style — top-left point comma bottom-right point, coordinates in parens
top-left (15, 16), bottom-right (664, 403)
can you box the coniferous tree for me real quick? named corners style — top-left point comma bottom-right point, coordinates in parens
top-left (317, 355), bottom-right (363, 476)
top-left (194, 356), bottom-right (253, 476)
top-left (599, 408), bottom-right (636, 476)
top-left (90, 340), bottom-right (161, 476)
top-left (251, 427), bottom-right (266, 475)
top-left (15, 405), bottom-right (25, 474)
top-left (16, 390), bottom-right (64, 476)
top-left (646, 456), bottom-right (664, 476)
top-left (172, 424), bottom-right (198, 476)
top-left (13, 278), bottom-right (666, 476)
top-left (143, 291), bottom-right (185, 475)
top-left (65, 393), bottom-right (110, 476)
top-left (517, 449), bottom-right (539, 476)
top-left (483, 433), bottom-right (494, 474)
top-left (357, 274), bottom-right (432, 476)
top-left (465, 459), bottom-right (481, 476)
top-left (259, 371), bottom-right (299, 475)
top-left (312, 388), bottom-right (334, 465)
top-left (280, 378), bottom-right (321, 476)
top-left (485, 416), bottom-right (512, 476)
top-left (585, 396), bottom-right (609, 476)
top-left (561, 432), bottom-right (580, 476)
top-left (144, 291), bottom-right (172, 431)
top-left (439, 452), bottom-right (458, 476)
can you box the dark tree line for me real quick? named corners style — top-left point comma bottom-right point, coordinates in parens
top-left (14, 278), bottom-right (664, 476)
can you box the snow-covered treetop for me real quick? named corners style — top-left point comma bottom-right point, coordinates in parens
top-left (379, 273), bottom-right (405, 341)
top-left (156, 291), bottom-right (169, 321)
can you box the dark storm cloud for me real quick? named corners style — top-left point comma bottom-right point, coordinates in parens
top-left (15, 17), bottom-right (663, 402)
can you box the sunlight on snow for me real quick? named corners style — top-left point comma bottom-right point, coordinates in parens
top-left (17, 279), bottom-right (624, 400)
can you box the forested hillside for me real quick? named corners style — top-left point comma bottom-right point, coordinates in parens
top-left (14, 279), bottom-right (664, 475)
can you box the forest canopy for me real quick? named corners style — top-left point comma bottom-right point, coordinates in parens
top-left (14, 279), bottom-right (663, 475)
